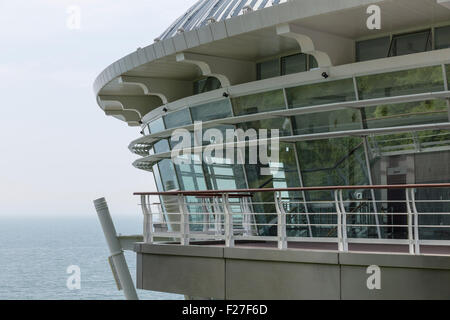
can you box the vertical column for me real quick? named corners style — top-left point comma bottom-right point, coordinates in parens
top-left (93, 198), bottom-right (139, 300)
top-left (223, 193), bottom-right (234, 247)
top-left (178, 194), bottom-right (190, 245)
top-left (275, 192), bottom-right (287, 250)
top-left (141, 195), bottom-right (153, 243)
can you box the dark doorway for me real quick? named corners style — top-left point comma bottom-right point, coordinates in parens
top-left (387, 173), bottom-right (407, 239)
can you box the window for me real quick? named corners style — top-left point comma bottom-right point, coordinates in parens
top-left (174, 155), bottom-right (207, 191)
top-left (292, 109), bottom-right (362, 135)
top-left (363, 100), bottom-right (448, 129)
top-left (148, 117), bottom-right (165, 134)
top-left (153, 139), bottom-right (171, 154)
top-left (237, 118), bottom-right (292, 137)
top-left (281, 54), bottom-right (307, 75)
top-left (357, 66), bottom-right (444, 100)
top-left (286, 78), bottom-right (356, 109)
top-left (193, 77), bottom-right (221, 94)
top-left (232, 89), bottom-right (286, 116)
top-left (256, 59), bottom-right (279, 80)
top-left (158, 159), bottom-right (179, 191)
top-left (190, 99), bottom-right (233, 122)
top-left (436, 26), bottom-right (450, 50)
top-left (388, 29), bottom-right (432, 57)
top-left (163, 108), bottom-right (192, 129)
top-left (356, 37), bottom-right (391, 62)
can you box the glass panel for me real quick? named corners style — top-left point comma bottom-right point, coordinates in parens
top-left (356, 37), bottom-right (390, 62)
top-left (309, 55), bottom-right (318, 69)
top-left (152, 164), bottom-right (164, 192)
top-left (286, 78), bottom-right (356, 109)
top-left (193, 77), bottom-right (221, 94)
top-left (203, 161), bottom-right (247, 190)
top-left (148, 117), bottom-right (165, 134)
top-left (190, 99), bottom-right (233, 122)
top-left (389, 29), bottom-right (432, 57)
top-left (357, 66), bottom-right (445, 100)
top-left (297, 137), bottom-right (372, 237)
top-left (245, 143), bottom-right (303, 236)
top-left (281, 53), bottom-right (307, 75)
top-left (237, 118), bottom-right (292, 137)
top-left (163, 108), bottom-right (192, 129)
top-left (435, 26), bottom-right (450, 50)
top-left (364, 100), bottom-right (448, 129)
top-left (232, 89), bottom-right (286, 116)
top-left (447, 64), bottom-right (450, 85)
top-left (153, 139), bottom-right (171, 154)
top-left (292, 109), bottom-right (362, 135)
top-left (158, 159), bottom-right (179, 191)
top-left (257, 59), bottom-right (280, 80)
top-left (174, 155), bottom-right (207, 191)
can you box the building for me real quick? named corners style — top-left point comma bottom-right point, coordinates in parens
top-left (94, 0), bottom-right (450, 299)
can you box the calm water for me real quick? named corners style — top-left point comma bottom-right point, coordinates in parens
top-left (0, 216), bottom-right (183, 300)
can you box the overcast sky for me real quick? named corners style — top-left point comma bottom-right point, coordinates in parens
top-left (0, 0), bottom-right (196, 217)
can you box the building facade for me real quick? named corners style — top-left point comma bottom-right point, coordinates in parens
top-left (95, 0), bottom-right (450, 241)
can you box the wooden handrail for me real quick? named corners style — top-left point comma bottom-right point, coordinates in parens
top-left (134, 183), bottom-right (450, 196)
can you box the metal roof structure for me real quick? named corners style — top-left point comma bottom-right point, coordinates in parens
top-left (158, 0), bottom-right (287, 40)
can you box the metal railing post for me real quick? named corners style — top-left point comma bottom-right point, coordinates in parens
top-left (410, 189), bottom-right (421, 254)
top-left (93, 198), bottom-right (139, 300)
top-left (141, 195), bottom-right (153, 243)
top-left (223, 193), bottom-right (234, 247)
top-left (339, 190), bottom-right (349, 252)
top-left (275, 191), bottom-right (287, 250)
top-left (334, 190), bottom-right (344, 252)
top-left (405, 189), bottom-right (415, 254)
top-left (178, 194), bottom-right (190, 245)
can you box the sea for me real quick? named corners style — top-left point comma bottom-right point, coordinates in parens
top-left (0, 216), bottom-right (183, 300)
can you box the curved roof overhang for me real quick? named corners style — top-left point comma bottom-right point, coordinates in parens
top-left (94, 0), bottom-right (450, 126)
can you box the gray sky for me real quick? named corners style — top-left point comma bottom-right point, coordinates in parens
top-left (0, 0), bottom-right (196, 217)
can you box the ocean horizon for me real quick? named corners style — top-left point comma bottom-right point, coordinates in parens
top-left (0, 215), bottom-right (183, 300)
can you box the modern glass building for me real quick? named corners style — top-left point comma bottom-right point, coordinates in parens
top-left (95, 0), bottom-right (450, 241)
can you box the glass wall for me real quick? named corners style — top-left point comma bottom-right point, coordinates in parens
top-left (281, 54), bottom-right (307, 75)
top-left (436, 26), bottom-right (450, 50)
top-left (232, 89), bottom-right (286, 116)
top-left (388, 29), bottom-right (432, 57)
top-left (190, 99), bottom-right (233, 122)
top-left (447, 64), bottom-right (450, 86)
top-left (286, 78), bottom-right (356, 109)
top-left (149, 117), bottom-right (165, 134)
top-left (356, 37), bottom-right (391, 62)
top-left (237, 118), bottom-right (292, 137)
top-left (193, 77), bottom-right (221, 94)
top-left (292, 109), bottom-right (362, 135)
top-left (363, 100), bottom-right (448, 129)
top-left (157, 159), bottom-right (179, 191)
top-left (296, 137), bottom-right (372, 237)
top-left (257, 59), bottom-right (279, 80)
top-left (357, 66), bottom-right (445, 100)
top-left (163, 108), bottom-right (192, 129)
top-left (173, 155), bottom-right (207, 191)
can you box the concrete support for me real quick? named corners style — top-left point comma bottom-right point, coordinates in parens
top-left (276, 23), bottom-right (355, 67)
top-left (99, 95), bottom-right (162, 118)
top-left (176, 52), bottom-right (255, 87)
top-left (119, 76), bottom-right (192, 104)
top-left (94, 198), bottom-right (139, 300)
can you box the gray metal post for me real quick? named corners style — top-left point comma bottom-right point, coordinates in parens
top-left (93, 198), bottom-right (139, 300)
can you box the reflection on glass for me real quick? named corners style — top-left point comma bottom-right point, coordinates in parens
top-left (281, 54), bottom-right (307, 75)
top-left (364, 100), bottom-right (448, 129)
top-left (193, 77), bottom-right (221, 94)
top-left (163, 108), bottom-right (192, 129)
top-left (257, 59), bottom-right (280, 80)
top-left (232, 89), bottom-right (286, 116)
top-left (190, 99), bottom-right (233, 122)
top-left (356, 37), bottom-right (390, 62)
top-left (286, 78), bottom-right (356, 109)
top-left (149, 117), bottom-right (165, 134)
top-left (153, 139), bottom-right (171, 154)
top-left (297, 137), bottom-right (372, 237)
top-left (237, 118), bottom-right (292, 137)
top-left (357, 66), bottom-right (444, 100)
top-left (389, 29), bottom-right (432, 57)
top-left (158, 159), bottom-right (179, 191)
top-left (292, 109), bottom-right (362, 135)
top-left (435, 26), bottom-right (450, 50)
top-left (174, 155), bottom-right (207, 191)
